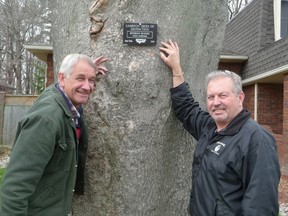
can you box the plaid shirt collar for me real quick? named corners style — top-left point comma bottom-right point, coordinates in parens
top-left (56, 83), bottom-right (80, 124)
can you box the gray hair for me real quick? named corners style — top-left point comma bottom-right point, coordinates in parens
top-left (205, 70), bottom-right (242, 95)
top-left (58, 54), bottom-right (97, 78)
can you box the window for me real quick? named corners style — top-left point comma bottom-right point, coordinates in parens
top-left (281, 0), bottom-right (288, 37)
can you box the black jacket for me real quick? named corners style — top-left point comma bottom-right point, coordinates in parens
top-left (170, 82), bottom-right (280, 216)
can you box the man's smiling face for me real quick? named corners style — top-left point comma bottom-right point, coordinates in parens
top-left (206, 76), bottom-right (244, 131)
top-left (58, 60), bottom-right (96, 107)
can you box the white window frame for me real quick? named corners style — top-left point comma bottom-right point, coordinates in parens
top-left (281, 0), bottom-right (288, 38)
top-left (274, 0), bottom-right (282, 41)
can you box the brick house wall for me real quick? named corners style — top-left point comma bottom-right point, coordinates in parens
top-left (46, 53), bottom-right (54, 87)
top-left (218, 62), bottom-right (243, 74)
top-left (243, 85), bottom-right (255, 119)
top-left (282, 74), bottom-right (288, 175)
top-left (257, 84), bottom-right (283, 134)
top-left (276, 133), bottom-right (285, 174)
top-left (243, 84), bottom-right (283, 135)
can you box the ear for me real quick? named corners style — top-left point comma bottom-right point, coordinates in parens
top-left (239, 91), bottom-right (245, 104)
top-left (58, 72), bottom-right (65, 85)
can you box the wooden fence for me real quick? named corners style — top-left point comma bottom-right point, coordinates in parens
top-left (0, 93), bottom-right (38, 146)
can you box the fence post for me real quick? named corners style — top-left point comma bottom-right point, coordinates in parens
top-left (0, 91), bottom-right (5, 145)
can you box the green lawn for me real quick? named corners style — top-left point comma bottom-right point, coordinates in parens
top-left (0, 168), bottom-right (5, 184)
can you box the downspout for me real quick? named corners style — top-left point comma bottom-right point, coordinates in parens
top-left (254, 83), bottom-right (258, 121)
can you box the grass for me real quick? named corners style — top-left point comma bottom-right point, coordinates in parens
top-left (0, 168), bottom-right (5, 185)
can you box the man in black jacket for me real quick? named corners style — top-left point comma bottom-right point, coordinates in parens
top-left (159, 40), bottom-right (281, 215)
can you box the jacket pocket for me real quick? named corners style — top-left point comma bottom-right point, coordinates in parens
top-left (29, 186), bottom-right (56, 207)
top-left (47, 139), bottom-right (76, 171)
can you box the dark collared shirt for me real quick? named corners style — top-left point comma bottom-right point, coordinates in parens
top-left (56, 83), bottom-right (81, 139)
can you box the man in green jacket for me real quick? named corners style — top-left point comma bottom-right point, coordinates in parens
top-left (0, 54), bottom-right (108, 215)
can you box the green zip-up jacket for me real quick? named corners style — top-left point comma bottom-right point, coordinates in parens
top-left (0, 84), bottom-right (88, 216)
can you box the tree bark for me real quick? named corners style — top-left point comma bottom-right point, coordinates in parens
top-left (51, 0), bottom-right (227, 215)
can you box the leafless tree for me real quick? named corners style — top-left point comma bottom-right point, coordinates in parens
top-left (0, 0), bottom-right (51, 94)
top-left (228, 0), bottom-right (253, 20)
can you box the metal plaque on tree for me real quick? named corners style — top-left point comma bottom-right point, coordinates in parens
top-left (123, 23), bottom-right (157, 46)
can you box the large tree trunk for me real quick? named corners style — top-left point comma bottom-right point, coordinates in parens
top-left (51, 0), bottom-right (227, 215)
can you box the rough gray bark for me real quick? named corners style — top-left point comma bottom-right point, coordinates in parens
top-left (51, 0), bottom-right (227, 215)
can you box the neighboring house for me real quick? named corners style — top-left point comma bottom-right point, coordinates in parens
top-left (219, 0), bottom-right (288, 175)
top-left (24, 44), bottom-right (54, 87)
top-left (0, 45), bottom-right (53, 147)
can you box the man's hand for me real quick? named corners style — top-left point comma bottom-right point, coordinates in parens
top-left (159, 40), bottom-right (184, 87)
top-left (94, 56), bottom-right (109, 76)
top-left (159, 40), bottom-right (182, 73)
